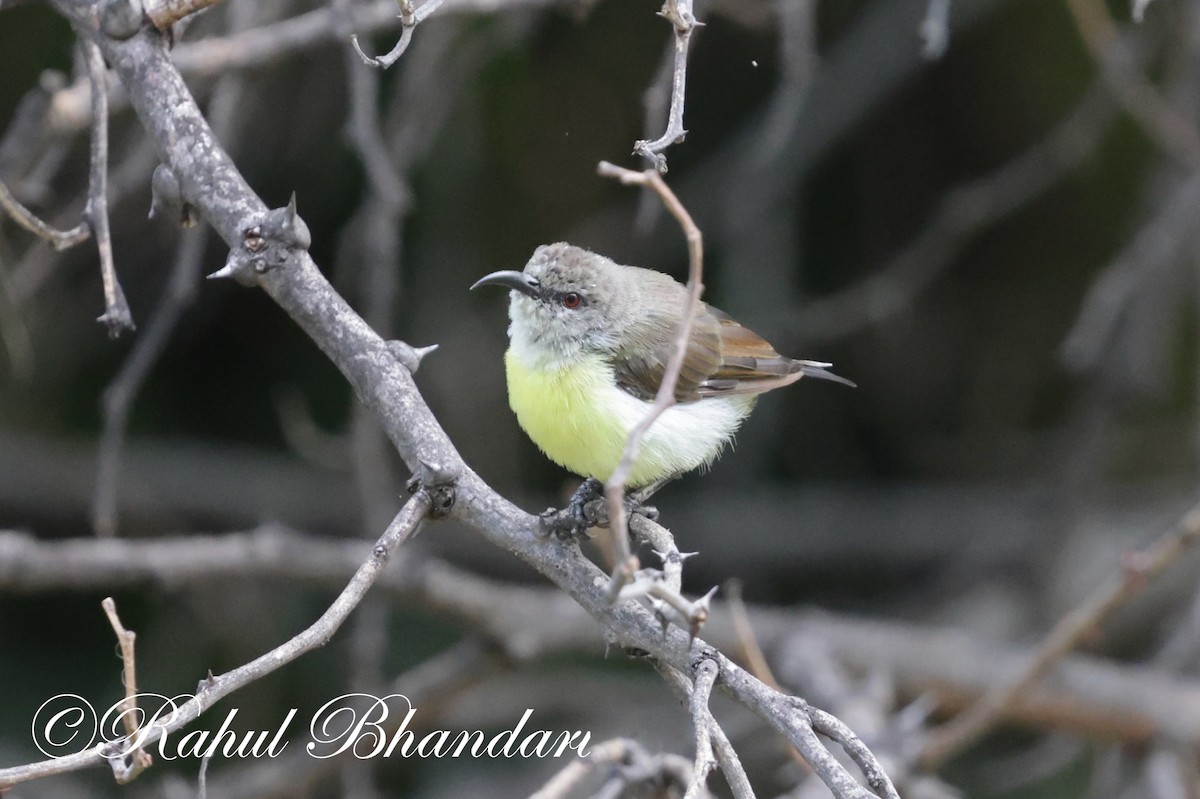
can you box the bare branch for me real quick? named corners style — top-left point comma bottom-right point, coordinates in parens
top-left (655, 662), bottom-right (755, 799)
top-left (633, 0), bottom-right (698, 172)
top-left (81, 38), bottom-right (134, 339)
top-left (790, 85), bottom-right (1115, 343)
top-left (921, 498), bottom-right (1200, 768)
top-left (351, 0), bottom-right (448, 69)
top-left (0, 178), bottom-right (90, 249)
top-left (809, 706), bottom-right (900, 799)
top-left (1064, 0), bottom-right (1200, 165)
top-left (595, 161), bottom-right (703, 589)
top-left (100, 597), bottom-right (153, 782)
top-left (684, 658), bottom-right (719, 799)
top-left (1060, 166), bottom-right (1200, 372)
top-left (0, 490), bottom-right (432, 790)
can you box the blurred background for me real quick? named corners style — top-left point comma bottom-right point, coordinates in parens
top-left (3, 0), bottom-right (1200, 796)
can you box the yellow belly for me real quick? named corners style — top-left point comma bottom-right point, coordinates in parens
top-left (505, 349), bottom-right (752, 486)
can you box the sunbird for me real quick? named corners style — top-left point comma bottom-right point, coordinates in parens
top-left (472, 242), bottom-right (853, 534)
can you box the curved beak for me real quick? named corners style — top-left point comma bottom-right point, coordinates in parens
top-left (470, 270), bottom-right (540, 298)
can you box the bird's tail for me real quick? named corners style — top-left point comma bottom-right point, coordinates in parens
top-left (795, 360), bottom-right (857, 388)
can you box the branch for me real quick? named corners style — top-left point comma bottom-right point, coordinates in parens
top-left (633, 0), bottom-right (698, 172)
top-left (0, 178), bottom-right (90, 249)
top-left (921, 497), bottom-right (1200, 768)
top-left (684, 658), bottom-right (719, 799)
top-left (1064, 0), bottom-right (1200, 165)
top-left (595, 161), bottom-right (703, 598)
top-left (0, 490), bottom-right (432, 790)
top-left (100, 597), bottom-right (153, 782)
top-left (3, 526), bottom-right (1200, 747)
top-left (1060, 166), bottom-right (1200, 372)
top-left (790, 84), bottom-right (1115, 343)
top-left (350, 0), bottom-right (447, 69)
top-left (80, 37), bottom-right (134, 339)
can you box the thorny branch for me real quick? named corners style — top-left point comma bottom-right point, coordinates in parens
top-left (3, 6), bottom-right (900, 794)
top-left (634, 0), bottom-right (698, 172)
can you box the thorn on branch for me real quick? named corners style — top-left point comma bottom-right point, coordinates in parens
top-left (148, 163), bottom-right (198, 227)
top-left (386, 340), bottom-right (439, 373)
top-left (210, 193), bottom-right (311, 285)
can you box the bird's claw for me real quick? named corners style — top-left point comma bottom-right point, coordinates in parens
top-left (538, 477), bottom-right (659, 540)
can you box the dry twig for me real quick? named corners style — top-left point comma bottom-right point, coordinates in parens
top-left (100, 597), bottom-right (153, 782)
top-left (81, 38), bottom-right (134, 339)
top-left (595, 161), bottom-right (703, 608)
top-left (1064, 0), bottom-right (1200, 165)
top-left (0, 490), bottom-right (432, 789)
top-left (634, 0), bottom-right (699, 172)
top-left (921, 498), bottom-right (1200, 768)
top-left (351, 0), bottom-right (448, 69)
top-left (684, 658), bottom-right (720, 799)
top-left (0, 178), bottom-right (90, 249)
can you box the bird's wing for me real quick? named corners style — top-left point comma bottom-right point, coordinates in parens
top-left (611, 303), bottom-right (723, 403)
top-left (613, 303), bottom-right (854, 402)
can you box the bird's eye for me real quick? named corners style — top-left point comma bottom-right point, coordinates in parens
top-left (562, 292), bottom-right (582, 309)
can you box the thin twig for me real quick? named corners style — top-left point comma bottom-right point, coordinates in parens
top-left (921, 498), bottom-right (1200, 768)
top-left (1060, 166), bottom-right (1200, 372)
top-left (684, 658), bottom-right (719, 799)
top-left (633, 0), bottom-right (698, 172)
top-left (0, 179), bottom-right (90, 249)
top-left (596, 161), bottom-right (703, 598)
top-left (100, 597), bottom-right (153, 782)
top-left (528, 738), bottom-right (639, 799)
top-left (808, 705), bottom-right (900, 799)
top-left (0, 491), bottom-right (432, 789)
top-left (351, 0), bottom-right (448, 69)
top-left (1064, 0), bottom-right (1200, 165)
top-left (790, 84), bottom-right (1115, 344)
top-left (81, 38), bottom-right (134, 339)
top-left (92, 4), bottom-right (253, 537)
top-left (655, 661), bottom-right (756, 799)
top-left (145, 0), bottom-right (226, 30)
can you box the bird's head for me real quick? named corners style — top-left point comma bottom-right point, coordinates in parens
top-left (472, 243), bottom-right (625, 365)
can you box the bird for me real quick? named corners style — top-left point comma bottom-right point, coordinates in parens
top-left (471, 242), bottom-right (854, 534)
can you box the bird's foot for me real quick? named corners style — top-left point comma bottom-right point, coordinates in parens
top-left (539, 478), bottom-right (659, 541)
